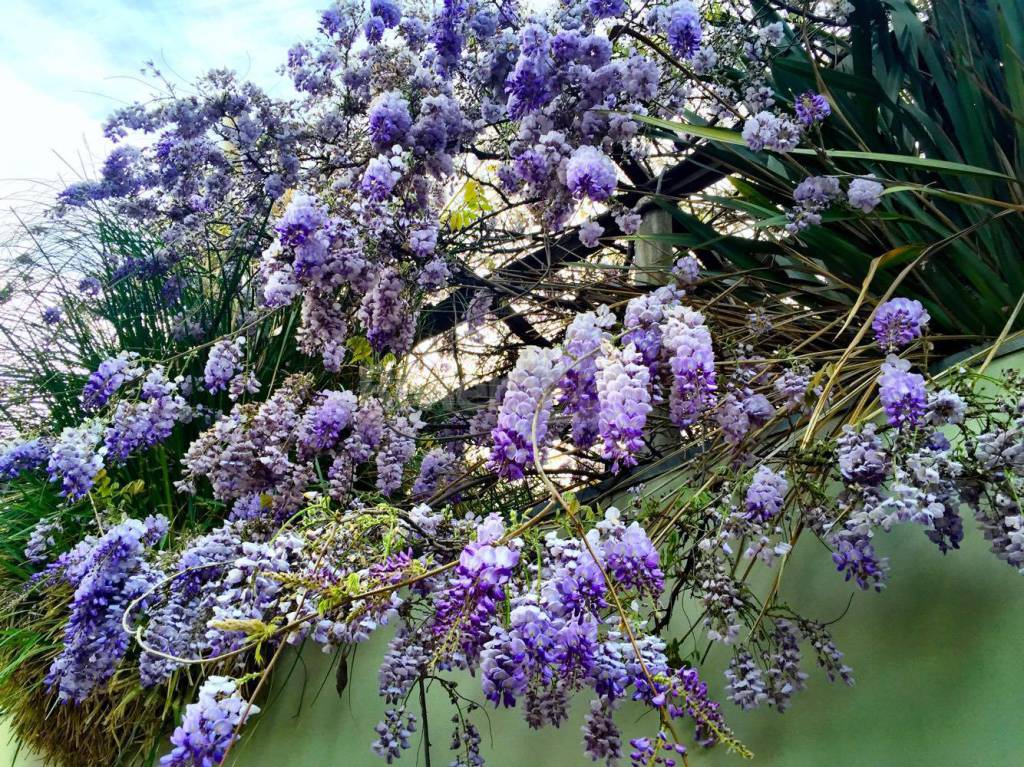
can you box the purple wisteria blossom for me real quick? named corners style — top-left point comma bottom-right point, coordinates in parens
top-left (664, 1), bottom-right (703, 59)
top-left (788, 175), bottom-right (842, 232)
top-left (0, 438), bottom-right (51, 480)
top-left (489, 347), bottom-right (566, 480)
top-left (361, 155), bottom-right (403, 201)
top-left (794, 91), bottom-right (831, 126)
top-left (877, 355), bottom-right (927, 429)
top-left (376, 410), bottom-right (424, 496)
top-left (725, 651), bottom-right (768, 710)
top-left (480, 599), bottom-right (557, 707)
top-left (359, 267), bottom-right (415, 355)
top-left (159, 676), bottom-right (258, 766)
top-left (742, 111), bottom-right (801, 152)
top-left (46, 516), bottom-right (167, 703)
top-left (204, 337), bottom-right (246, 393)
top-left (297, 388), bottom-right (358, 457)
top-left (582, 700), bottom-right (621, 763)
top-left (409, 226), bottom-right (438, 258)
top-left (579, 220), bottom-right (604, 248)
top-left (104, 367), bottom-right (190, 463)
top-left (77, 276), bottom-right (102, 297)
top-left (672, 255), bottom-right (700, 285)
top-left (660, 306), bottom-right (717, 428)
top-left (434, 523), bottom-right (520, 661)
top-left (715, 387), bottom-right (773, 445)
top-left (745, 466), bottom-right (788, 522)
top-left (566, 146), bottom-right (617, 202)
top-left (847, 176), bottom-right (885, 212)
top-left (831, 531), bottom-right (888, 591)
top-left (560, 306), bottom-right (615, 448)
top-left (47, 423), bottom-right (105, 500)
top-left (598, 511), bottom-right (664, 595)
top-left (24, 517), bottom-right (62, 563)
top-left (872, 297), bottom-right (930, 351)
top-left (368, 91), bottom-right (412, 149)
top-left (81, 352), bottom-right (142, 410)
top-left (623, 285), bottom-right (684, 369)
top-left (927, 389), bottom-right (967, 426)
top-left (837, 424), bottom-right (888, 487)
top-left (412, 446), bottom-right (460, 500)
top-left (595, 343), bottom-right (652, 471)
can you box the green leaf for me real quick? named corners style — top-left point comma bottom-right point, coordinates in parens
top-left (346, 335), bottom-right (373, 364)
top-left (629, 114), bottom-right (1015, 181)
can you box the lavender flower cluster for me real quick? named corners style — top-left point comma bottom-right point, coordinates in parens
top-left (490, 298), bottom-right (721, 481)
top-left (3, 3), bottom-right (1021, 767)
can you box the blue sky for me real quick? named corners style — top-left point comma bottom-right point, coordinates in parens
top-left (0, 0), bottom-right (323, 213)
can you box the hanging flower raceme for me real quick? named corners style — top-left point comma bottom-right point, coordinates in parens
top-left (296, 388), bottom-right (358, 458)
top-left (872, 298), bottom-right (930, 351)
top-left (433, 515), bottom-right (521, 661)
top-left (489, 347), bottom-right (567, 480)
top-left (104, 367), bottom-right (191, 463)
top-left (203, 337), bottom-right (246, 394)
top-left (47, 422), bottom-right (105, 500)
top-left (623, 285), bottom-right (684, 370)
top-left (595, 342), bottom-right (652, 471)
top-left (45, 516), bottom-right (167, 703)
top-left (877, 355), bottom-right (927, 429)
top-left (376, 410), bottom-right (424, 496)
top-left (560, 306), bottom-right (615, 448)
top-left (0, 438), bottom-right (51, 480)
top-left (81, 351), bottom-right (142, 411)
top-left (745, 466), bottom-right (788, 522)
top-left (660, 306), bottom-right (717, 428)
top-left (566, 146), bottom-right (618, 202)
top-left (159, 676), bottom-right (258, 767)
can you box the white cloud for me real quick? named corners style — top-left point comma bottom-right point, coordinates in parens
top-left (0, 0), bottom-right (323, 220)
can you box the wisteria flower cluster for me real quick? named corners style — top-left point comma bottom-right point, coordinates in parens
top-left (0, 1), bottom-right (1020, 767)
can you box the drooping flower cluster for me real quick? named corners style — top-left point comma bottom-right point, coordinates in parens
top-left (787, 175), bottom-right (842, 232)
top-left (45, 516), bottom-right (167, 702)
top-left (434, 516), bottom-right (521, 660)
top-left (872, 298), bottom-right (930, 351)
top-left (745, 466), bottom-right (788, 522)
top-left (297, 388), bottom-right (358, 457)
top-left (0, 438), bottom-right (51, 480)
top-left (376, 410), bottom-right (424, 496)
top-left (847, 176), bottom-right (885, 213)
top-left (24, 517), bottom-right (62, 563)
top-left (104, 367), bottom-right (191, 463)
top-left (489, 347), bottom-right (566, 480)
top-left (203, 337), bottom-right (247, 394)
top-left (595, 343), bottom-right (652, 470)
top-left (560, 306), bottom-right (615, 448)
top-left (46, 422), bottom-right (105, 500)
top-left (877, 355), bottom-right (927, 429)
top-left (488, 299), bottom-right (724, 477)
top-left (742, 111), bottom-right (802, 153)
top-left (566, 146), bottom-right (618, 202)
top-left (159, 676), bottom-right (258, 767)
top-left (794, 91), bottom-right (831, 126)
top-left (81, 351), bottom-right (142, 411)
top-left (716, 386), bottom-right (774, 446)
top-left (662, 306), bottom-right (717, 428)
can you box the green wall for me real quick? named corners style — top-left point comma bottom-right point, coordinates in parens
top-left (0, 722), bottom-right (41, 767)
